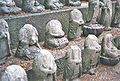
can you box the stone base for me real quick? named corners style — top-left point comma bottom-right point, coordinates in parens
top-left (100, 56), bottom-right (120, 66)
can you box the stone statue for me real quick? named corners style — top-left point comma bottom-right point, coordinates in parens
top-left (83, 34), bottom-right (101, 74)
top-left (15, 24), bottom-right (41, 60)
top-left (63, 45), bottom-right (82, 81)
top-left (44, 20), bottom-right (69, 49)
top-left (87, 0), bottom-right (104, 24)
top-left (0, 19), bottom-right (11, 64)
top-left (1, 65), bottom-right (28, 81)
top-left (32, 49), bottom-right (57, 81)
top-left (68, 9), bottom-right (84, 40)
top-left (0, 0), bottom-right (21, 14)
top-left (113, 0), bottom-right (120, 27)
top-left (98, 0), bottom-right (112, 30)
top-left (65, 0), bottom-right (81, 6)
top-left (22, 0), bottom-right (45, 13)
top-left (44, 0), bottom-right (64, 10)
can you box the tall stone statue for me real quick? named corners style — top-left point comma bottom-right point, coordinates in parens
top-left (32, 49), bottom-right (57, 81)
top-left (68, 9), bottom-right (84, 40)
top-left (15, 24), bottom-right (41, 60)
top-left (0, 0), bottom-right (21, 14)
top-left (83, 34), bottom-right (101, 74)
top-left (22, 0), bottom-right (45, 13)
top-left (44, 20), bottom-right (69, 49)
top-left (0, 19), bottom-right (11, 64)
top-left (65, 0), bottom-right (81, 6)
top-left (113, 0), bottom-right (120, 27)
top-left (44, 0), bottom-right (64, 10)
top-left (63, 45), bottom-right (82, 81)
top-left (98, 0), bottom-right (112, 30)
top-left (1, 65), bottom-right (28, 81)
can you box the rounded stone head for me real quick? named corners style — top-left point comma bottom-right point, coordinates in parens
top-left (46, 20), bottom-right (65, 37)
top-left (19, 24), bottom-right (38, 45)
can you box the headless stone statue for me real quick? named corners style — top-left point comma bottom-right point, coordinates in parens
top-left (44, 0), bottom-right (63, 10)
top-left (68, 9), bottom-right (84, 40)
top-left (113, 0), bottom-right (120, 27)
top-left (63, 45), bottom-right (82, 81)
top-left (0, 19), bottom-right (11, 64)
top-left (83, 34), bottom-right (101, 74)
top-left (0, 0), bottom-right (21, 14)
top-left (1, 65), bottom-right (28, 81)
top-left (32, 49), bottom-right (57, 81)
top-left (15, 24), bottom-right (41, 60)
top-left (98, 0), bottom-right (112, 30)
top-left (44, 20), bottom-right (69, 49)
top-left (65, 0), bottom-right (81, 6)
top-left (22, 0), bottom-right (45, 13)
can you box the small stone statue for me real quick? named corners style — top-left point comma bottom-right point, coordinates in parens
top-left (44, 20), bottom-right (69, 49)
top-left (1, 65), bottom-right (28, 81)
top-left (63, 45), bottom-right (82, 81)
top-left (83, 34), bottom-right (101, 74)
top-left (68, 9), bottom-right (84, 40)
top-left (15, 24), bottom-right (41, 60)
top-left (22, 0), bottom-right (45, 13)
top-left (44, 0), bottom-right (64, 10)
top-left (113, 0), bottom-right (120, 27)
top-left (0, 0), bottom-right (21, 14)
top-left (32, 49), bottom-right (57, 81)
top-left (65, 0), bottom-right (81, 6)
top-left (98, 0), bottom-right (112, 30)
top-left (0, 19), bottom-right (11, 64)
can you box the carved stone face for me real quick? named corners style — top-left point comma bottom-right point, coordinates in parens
top-left (19, 24), bottom-right (38, 45)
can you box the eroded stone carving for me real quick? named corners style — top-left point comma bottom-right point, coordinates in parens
top-left (0, 19), bottom-right (11, 64)
top-left (44, 0), bottom-right (64, 10)
top-left (1, 65), bottom-right (28, 81)
top-left (32, 49), bottom-right (57, 81)
top-left (15, 24), bottom-right (40, 60)
top-left (68, 9), bottom-right (84, 40)
top-left (22, 0), bottom-right (45, 13)
top-left (44, 20), bottom-right (69, 49)
top-left (65, 0), bottom-right (81, 6)
top-left (63, 45), bottom-right (82, 81)
top-left (0, 0), bottom-right (21, 14)
top-left (83, 34), bottom-right (101, 74)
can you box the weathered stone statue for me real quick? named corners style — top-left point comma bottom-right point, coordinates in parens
top-left (68, 9), bottom-right (84, 40)
top-left (98, 0), bottom-right (112, 30)
top-left (44, 0), bottom-right (64, 10)
top-left (87, 0), bottom-right (104, 23)
top-left (83, 34), bottom-right (101, 74)
top-left (63, 45), bottom-right (82, 81)
top-left (1, 65), bottom-right (28, 81)
top-left (65, 0), bottom-right (81, 6)
top-left (113, 0), bottom-right (120, 27)
top-left (0, 19), bottom-right (11, 64)
top-left (44, 20), bottom-right (69, 49)
top-left (0, 0), bottom-right (21, 14)
top-left (15, 24), bottom-right (41, 60)
top-left (32, 49), bottom-right (57, 81)
top-left (22, 0), bottom-right (45, 13)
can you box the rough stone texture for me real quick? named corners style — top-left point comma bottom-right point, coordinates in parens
top-left (32, 49), bottom-right (57, 81)
top-left (44, 20), bottom-right (69, 49)
top-left (0, 0), bottom-right (21, 14)
top-left (68, 9), bottom-right (84, 40)
top-left (1, 65), bottom-right (28, 81)
top-left (15, 24), bottom-right (40, 60)
top-left (65, 0), bottom-right (81, 6)
top-left (0, 19), bottom-right (11, 64)
top-left (113, 36), bottom-right (120, 50)
top-left (83, 34), bottom-right (101, 73)
top-left (63, 45), bottom-right (82, 81)
top-left (22, 0), bottom-right (45, 13)
top-left (44, 0), bottom-right (64, 10)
